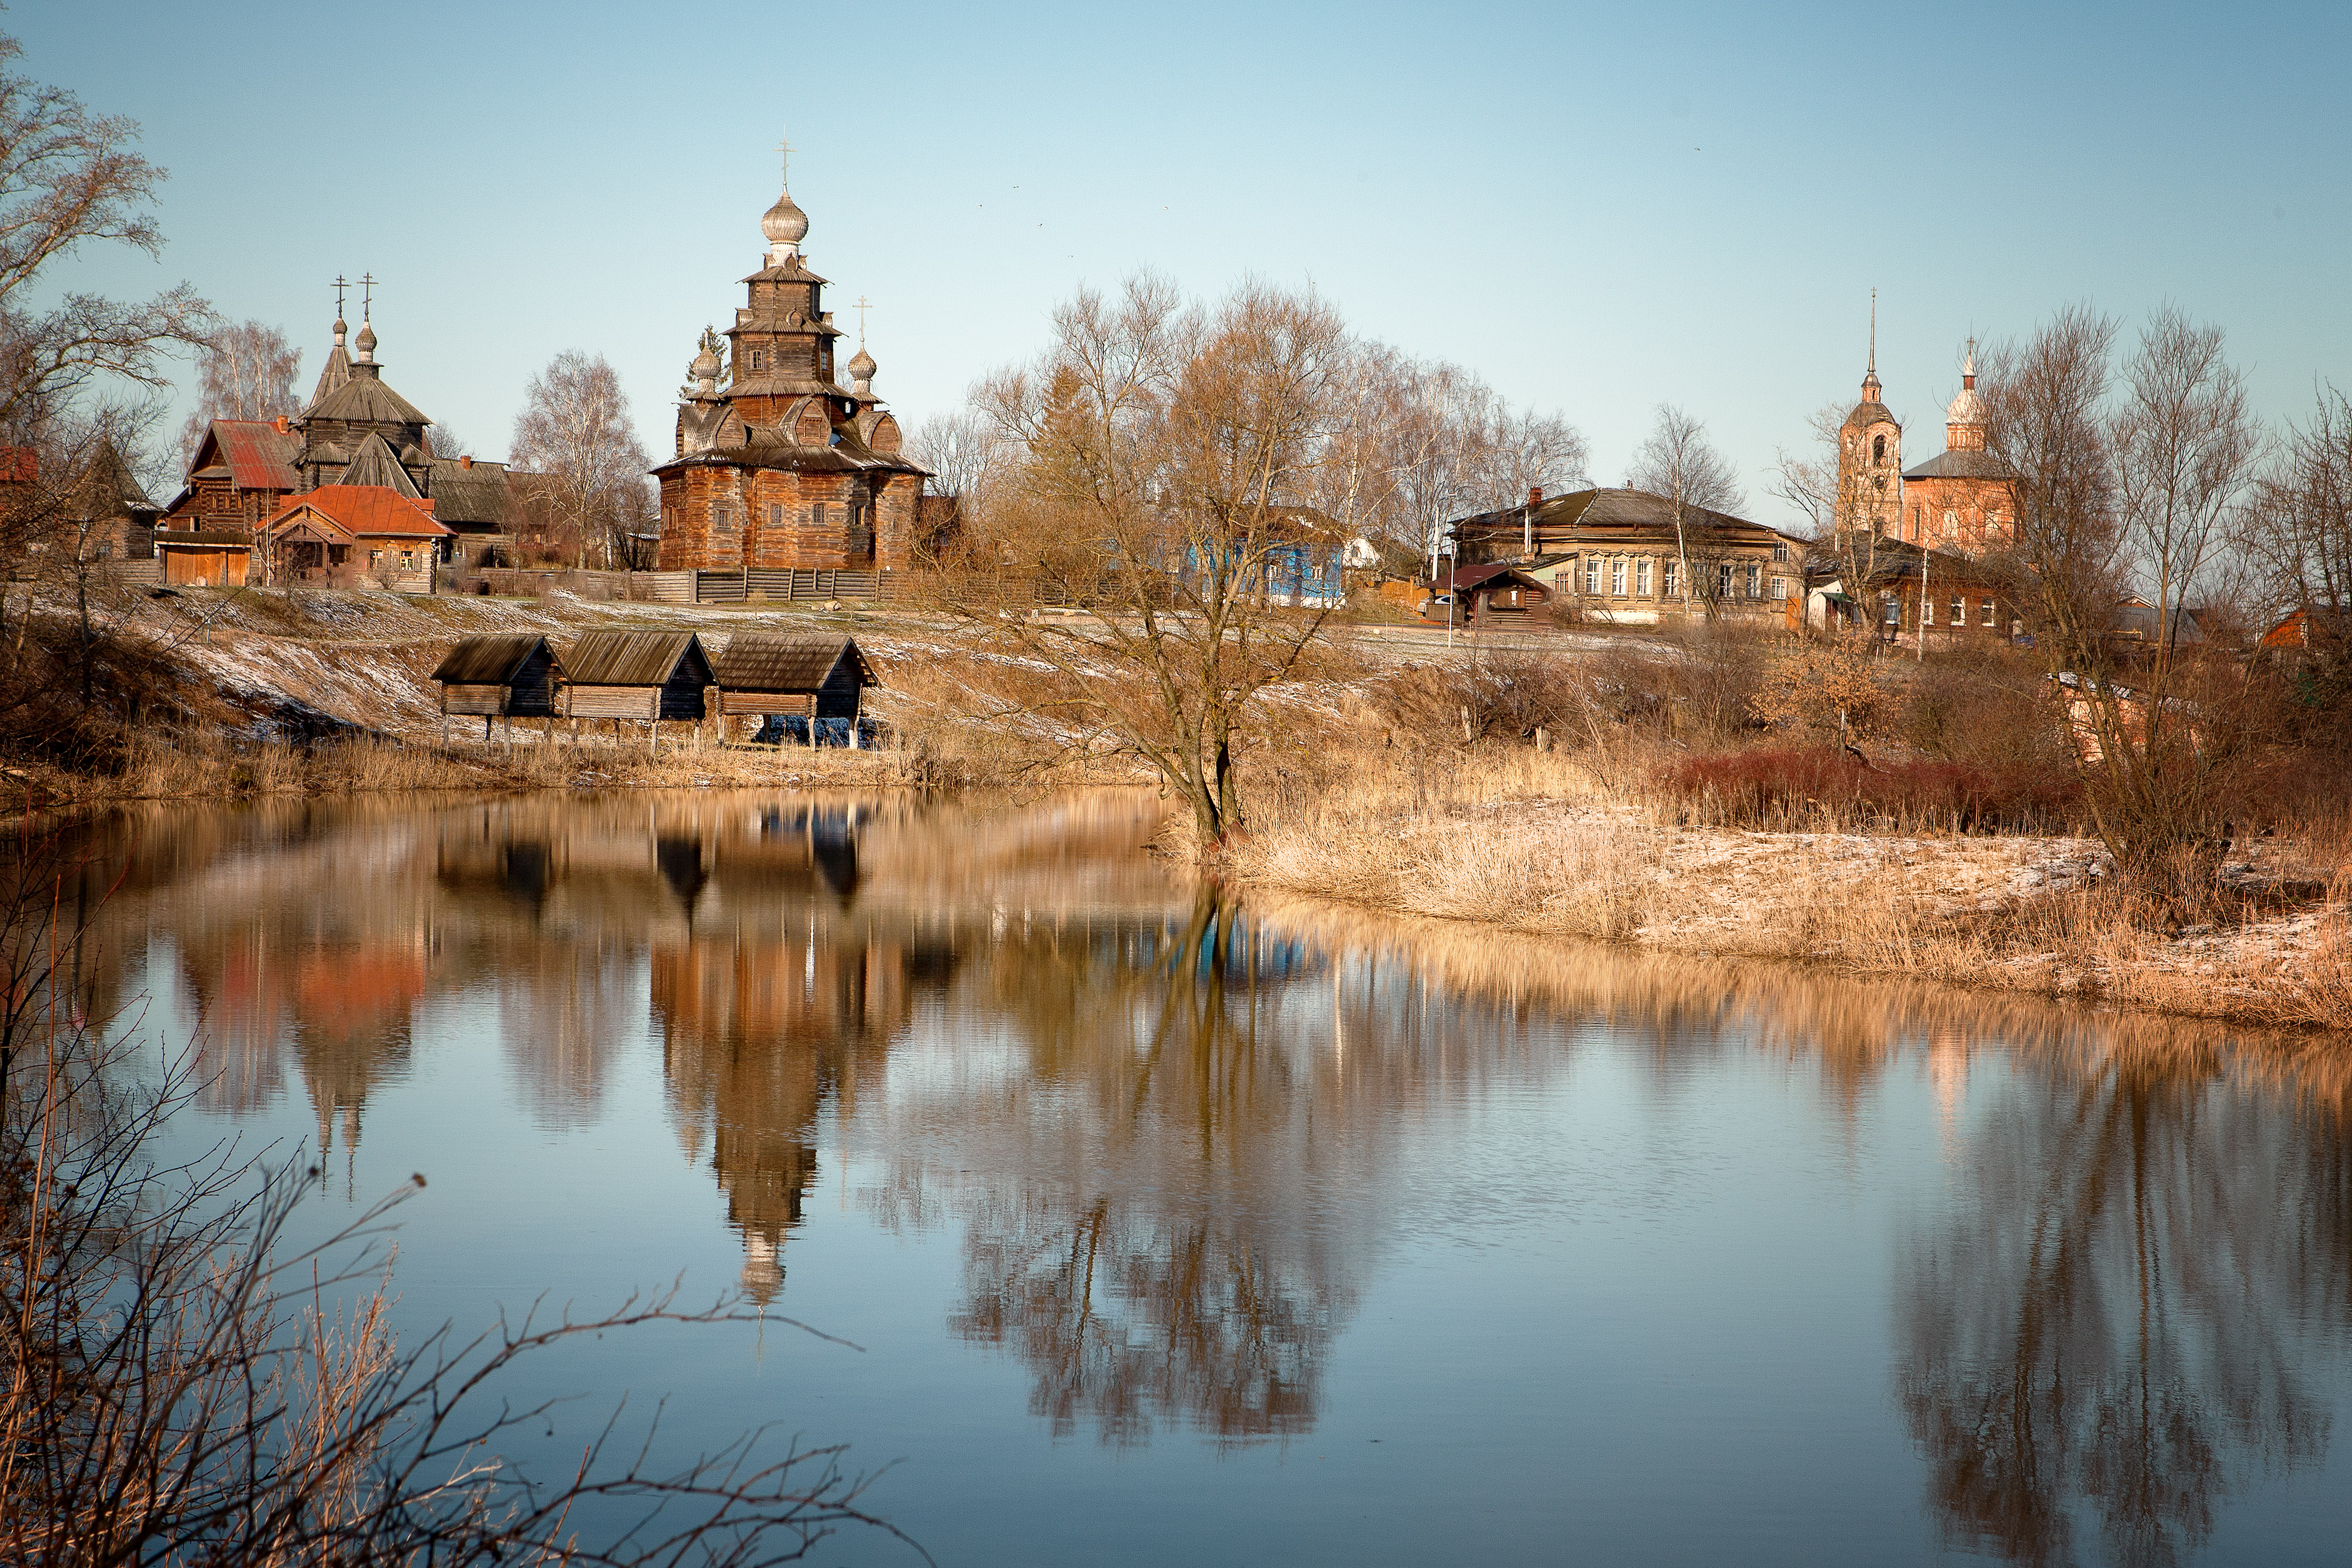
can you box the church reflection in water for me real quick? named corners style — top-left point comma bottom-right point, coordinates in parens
top-left (71, 790), bottom-right (2352, 1493)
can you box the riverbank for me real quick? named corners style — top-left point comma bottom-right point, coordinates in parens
top-left (1220, 744), bottom-right (2352, 1031)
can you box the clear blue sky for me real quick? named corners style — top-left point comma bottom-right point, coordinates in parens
top-left (23, 0), bottom-right (2350, 527)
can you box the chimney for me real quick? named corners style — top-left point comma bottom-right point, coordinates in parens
top-left (460, 454), bottom-right (473, 469)
top-left (274, 415), bottom-right (288, 433)
top-left (1528, 486), bottom-right (1544, 508)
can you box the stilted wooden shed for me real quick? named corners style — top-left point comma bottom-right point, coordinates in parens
top-left (711, 634), bottom-right (879, 743)
top-left (558, 630), bottom-right (713, 728)
top-left (431, 634), bottom-right (559, 741)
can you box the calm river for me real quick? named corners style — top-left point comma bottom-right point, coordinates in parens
top-left (77, 790), bottom-right (2352, 1565)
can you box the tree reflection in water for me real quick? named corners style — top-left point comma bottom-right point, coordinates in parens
top-left (54, 794), bottom-right (2352, 1523)
top-left (941, 894), bottom-right (1340, 1446)
top-left (1898, 1049), bottom-right (2348, 1566)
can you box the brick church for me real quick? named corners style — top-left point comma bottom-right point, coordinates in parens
top-left (1833, 307), bottom-right (2017, 556)
top-left (654, 160), bottom-right (928, 572)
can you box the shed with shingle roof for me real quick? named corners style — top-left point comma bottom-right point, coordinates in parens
top-left (558, 630), bottom-right (712, 722)
top-left (709, 634), bottom-right (878, 720)
top-left (432, 634), bottom-right (558, 719)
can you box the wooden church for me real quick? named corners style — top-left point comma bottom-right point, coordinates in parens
top-left (653, 151), bottom-right (930, 574)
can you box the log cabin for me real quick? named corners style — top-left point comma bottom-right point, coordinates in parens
top-left (431, 634), bottom-right (559, 740)
top-left (710, 634), bottom-right (878, 742)
top-left (558, 631), bottom-right (713, 725)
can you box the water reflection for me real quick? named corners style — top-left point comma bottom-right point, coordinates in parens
top-left (54, 793), bottom-right (2352, 1525)
top-left (1898, 1051), bottom-right (2345, 1566)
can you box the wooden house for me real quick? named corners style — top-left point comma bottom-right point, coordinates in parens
top-left (558, 630), bottom-right (713, 723)
top-left (1448, 486), bottom-right (1803, 624)
top-left (259, 485), bottom-right (451, 590)
top-left (431, 634), bottom-right (559, 738)
top-left (710, 634), bottom-right (878, 740)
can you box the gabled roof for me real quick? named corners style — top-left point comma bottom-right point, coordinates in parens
top-left (264, 485), bottom-right (451, 540)
top-left (339, 430), bottom-right (422, 495)
top-left (712, 634), bottom-right (879, 692)
top-left (1437, 562), bottom-right (1547, 592)
top-left (432, 633), bottom-right (554, 685)
top-left (561, 630), bottom-right (710, 687)
top-left (303, 369), bottom-right (431, 428)
top-left (1904, 448), bottom-right (2013, 480)
top-left (205, 420), bottom-right (300, 492)
top-left (424, 457), bottom-right (512, 527)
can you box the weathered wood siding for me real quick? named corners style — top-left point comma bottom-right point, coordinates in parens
top-left (565, 687), bottom-right (659, 721)
top-left (442, 682), bottom-right (507, 716)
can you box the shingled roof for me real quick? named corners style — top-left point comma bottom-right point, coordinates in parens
top-left (339, 431), bottom-right (423, 495)
top-left (712, 634), bottom-right (878, 692)
top-left (561, 630), bottom-right (710, 687)
top-left (431, 633), bottom-right (553, 685)
top-left (425, 457), bottom-right (512, 528)
top-left (305, 372), bottom-right (431, 428)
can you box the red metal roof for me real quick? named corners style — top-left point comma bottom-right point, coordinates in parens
top-left (263, 485), bottom-right (451, 540)
top-left (211, 420), bottom-right (299, 492)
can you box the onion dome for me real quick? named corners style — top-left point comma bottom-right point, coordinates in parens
top-left (331, 314), bottom-right (348, 347)
top-left (847, 346), bottom-right (876, 381)
top-left (681, 326), bottom-right (725, 401)
top-left (761, 184), bottom-right (809, 260)
top-left (353, 319), bottom-right (377, 365)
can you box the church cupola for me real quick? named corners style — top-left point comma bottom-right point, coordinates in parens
top-left (1837, 291), bottom-right (1904, 536)
top-left (760, 142), bottom-right (809, 266)
top-left (1944, 340), bottom-right (1988, 452)
top-left (847, 345), bottom-right (877, 403)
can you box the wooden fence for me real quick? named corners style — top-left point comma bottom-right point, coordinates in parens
top-left (690, 568), bottom-right (904, 604)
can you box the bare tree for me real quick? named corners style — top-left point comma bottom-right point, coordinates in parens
top-left (907, 404), bottom-right (1009, 547)
top-left (925, 273), bottom-right (1360, 845)
top-left (2113, 305), bottom-right (2260, 680)
top-left (1629, 404), bottom-right (1744, 620)
top-left (427, 421), bottom-right (470, 459)
top-left (174, 319), bottom-right (300, 467)
top-left (0, 31), bottom-right (213, 446)
top-left (1979, 305), bottom-right (2275, 889)
top-left (2239, 383), bottom-right (2352, 724)
top-left (509, 351), bottom-right (649, 570)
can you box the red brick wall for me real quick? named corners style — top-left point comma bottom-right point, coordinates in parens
top-left (1902, 472), bottom-right (2017, 554)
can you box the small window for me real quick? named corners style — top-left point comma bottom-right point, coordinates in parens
top-left (1872, 435), bottom-right (1886, 462)
top-left (713, 505), bottom-right (733, 532)
top-left (813, 503), bottom-right (827, 529)
top-left (1610, 559), bottom-right (1625, 596)
top-left (1745, 564), bottom-right (1760, 599)
top-left (1980, 599), bottom-right (1996, 626)
top-left (1942, 509), bottom-right (1958, 536)
top-left (1771, 575), bottom-right (1790, 601)
top-left (749, 349), bottom-right (765, 372)
top-left (1636, 559), bottom-right (1652, 596)
top-left (1718, 563), bottom-right (1734, 599)
top-left (1584, 558), bottom-right (1600, 596)
top-left (769, 503), bottom-right (783, 527)
top-left (1951, 597), bottom-right (1965, 624)
top-left (1662, 559), bottom-right (1679, 598)
top-left (1772, 542), bottom-right (1788, 561)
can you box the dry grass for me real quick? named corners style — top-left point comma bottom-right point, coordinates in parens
top-left (48, 727), bottom-right (913, 803)
top-left (1225, 729), bottom-right (2352, 1031)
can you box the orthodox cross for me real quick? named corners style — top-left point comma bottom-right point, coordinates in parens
top-left (359, 272), bottom-right (377, 319)
top-left (775, 132), bottom-right (794, 185)
top-left (331, 274), bottom-right (348, 319)
top-left (854, 294), bottom-right (871, 346)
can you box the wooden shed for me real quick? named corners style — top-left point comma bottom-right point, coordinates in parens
top-left (710, 635), bottom-right (879, 731)
top-left (431, 634), bottom-right (558, 738)
top-left (558, 630), bottom-right (713, 723)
